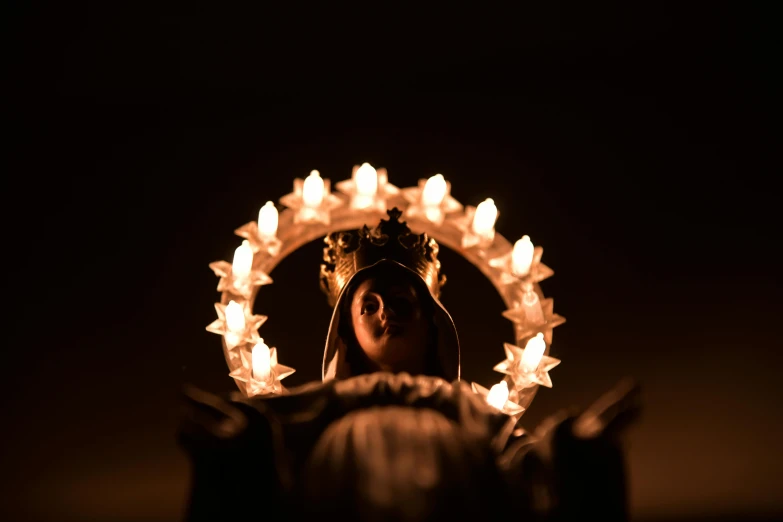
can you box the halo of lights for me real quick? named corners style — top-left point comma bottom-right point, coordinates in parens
top-left (206, 165), bottom-right (565, 418)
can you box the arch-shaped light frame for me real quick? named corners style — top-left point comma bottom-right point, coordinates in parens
top-left (206, 168), bottom-right (565, 417)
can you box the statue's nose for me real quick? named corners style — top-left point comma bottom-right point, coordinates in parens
top-left (378, 300), bottom-right (398, 325)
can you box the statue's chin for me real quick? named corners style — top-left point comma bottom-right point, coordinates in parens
top-left (369, 341), bottom-right (428, 373)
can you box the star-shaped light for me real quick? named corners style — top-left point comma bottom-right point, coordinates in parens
top-left (488, 243), bottom-right (554, 286)
top-left (205, 301), bottom-right (267, 352)
top-left (229, 344), bottom-right (295, 397)
top-left (471, 381), bottom-right (525, 416)
top-left (279, 170), bottom-right (343, 225)
top-left (208, 259), bottom-right (273, 300)
top-left (448, 201), bottom-right (500, 251)
top-left (334, 163), bottom-right (400, 213)
top-left (502, 292), bottom-right (566, 345)
top-left (233, 202), bottom-right (283, 258)
top-left (401, 174), bottom-right (463, 226)
top-left (234, 215), bottom-right (283, 264)
top-left (493, 337), bottom-right (561, 389)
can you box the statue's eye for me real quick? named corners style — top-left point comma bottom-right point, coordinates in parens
top-left (388, 297), bottom-right (413, 318)
top-left (362, 301), bottom-right (378, 314)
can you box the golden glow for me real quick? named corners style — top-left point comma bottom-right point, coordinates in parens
top-left (207, 165), bottom-right (565, 403)
top-left (302, 170), bottom-right (325, 207)
top-left (251, 339), bottom-right (272, 381)
top-left (521, 286), bottom-right (545, 325)
top-left (231, 240), bottom-right (253, 281)
top-left (486, 380), bottom-right (509, 410)
top-left (257, 201), bottom-right (279, 239)
top-left (422, 174), bottom-right (447, 207)
top-left (354, 163), bottom-right (378, 197)
top-left (511, 235), bottom-right (534, 276)
top-left (225, 300), bottom-right (246, 333)
top-left (472, 198), bottom-right (498, 237)
top-left (521, 332), bottom-right (546, 371)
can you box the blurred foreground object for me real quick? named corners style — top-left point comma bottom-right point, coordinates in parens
top-left (179, 374), bottom-right (640, 522)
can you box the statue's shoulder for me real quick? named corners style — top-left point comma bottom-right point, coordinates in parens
top-left (278, 373), bottom-right (518, 448)
top-left (180, 373), bottom-right (521, 463)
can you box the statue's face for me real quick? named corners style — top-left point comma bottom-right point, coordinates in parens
top-left (350, 274), bottom-right (431, 373)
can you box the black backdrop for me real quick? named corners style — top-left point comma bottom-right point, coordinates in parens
top-left (7, 4), bottom-right (779, 521)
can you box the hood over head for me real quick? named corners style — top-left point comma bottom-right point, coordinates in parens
top-left (322, 259), bottom-right (460, 382)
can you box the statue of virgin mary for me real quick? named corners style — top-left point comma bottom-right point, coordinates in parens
top-left (179, 208), bottom-right (640, 522)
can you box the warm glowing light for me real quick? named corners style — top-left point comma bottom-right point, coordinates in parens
top-left (472, 198), bottom-right (498, 237)
top-left (422, 174), bottom-right (447, 207)
top-left (521, 285), bottom-right (545, 325)
top-left (209, 164), bottom-right (565, 402)
top-left (231, 240), bottom-right (253, 281)
top-left (257, 201), bottom-right (279, 239)
top-left (302, 170), bottom-right (325, 207)
top-left (252, 339), bottom-right (272, 381)
top-left (511, 235), bottom-right (534, 276)
top-left (486, 381), bottom-right (509, 410)
top-left (521, 333), bottom-right (546, 372)
top-left (225, 300), bottom-right (246, 333)
top-left (354, 163), bottom-right (378, 197)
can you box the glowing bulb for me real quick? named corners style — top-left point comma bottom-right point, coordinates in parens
top-left (257, 201), bottom-right (278, 239)
top-left (511, 235), bottom-right (534, 277)
top-left (422, 174), bottom-right (447, 207)
top-left (231, 240), bottom-right (253, 281)
top-left (302, 170), bottom-right (325, 207)
top-left (252, 339), bottom-right (272, 381)
top-left (472, 198), bottom-right (498, 237)
top-left (354, 163), bottom-right (378, 197)
top-left (521, 286), bottom-right (545, 325)
top-left (225, 300), bottom-right (246, 333)
top-left (486, 381), bottom-right (509, 410)
top-left (521, 333), bottom-right (546, 372)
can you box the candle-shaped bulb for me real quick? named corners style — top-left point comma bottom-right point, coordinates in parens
top-left (486, 381), bottom-right (509, 410)
top-left (252, 339), bottom-right (272, 381)
top-left (225, 300), bottom-right (246, 333)
top-left (472, 198), bottom-right (498, 237)
top-left (257, 201), bottom-right (279, 239)
top-left (511, 235), bottom-right (534, 277)
top-left (354, 163), bottom-right (378, 197)
top-left (521, 286), bottom-right (545, 325)
top-left (521, 333), bottom-right (546, 372)
top-left (232, 240), bottom-right (253, 281)
top-left (302, 170), bottom-right (325, 207)
top-left (422, 174), bottom-right (447, 207)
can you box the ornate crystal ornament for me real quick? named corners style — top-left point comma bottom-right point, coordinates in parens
top-left (205, 164), bottom-right (565, 419)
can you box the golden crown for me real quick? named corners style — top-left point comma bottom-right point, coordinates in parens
top-left (319, 208), bottom-right (446, 307)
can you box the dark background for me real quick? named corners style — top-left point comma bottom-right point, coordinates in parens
top-left (7, 3), bottom-right (779, 522)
